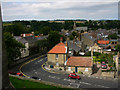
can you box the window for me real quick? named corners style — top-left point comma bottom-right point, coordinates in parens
top-left (50, 65), bottom-right (54, 68)
top-left (56, 54), bottom-right (58, 59)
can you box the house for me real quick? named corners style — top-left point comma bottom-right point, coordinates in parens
top-left (110, 39), bottom-right (118, 46)
top-left (66, 56), bottom-right (93, 75)
top-left (73, 21), bottom-right (87, 32)
top-left (64, 40), bottom-right (81, 56)
top-left (81, 33), bottom-right (97, 48)
top-left (47, 38), bottom-right (68, 70)
top-left (89, 43), bottom-right (103, 53)
top-left (14, 36), bottom-right (29, 59)
top-left (23, 36), bottom-right (38, 48)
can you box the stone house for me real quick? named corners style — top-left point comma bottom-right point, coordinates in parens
top-left (47, 41), bottom-right (68, 70)
top-left (14, 36), bottom-right (29, 59)
top-left (66, 56), bottom-right (93, 75)
top-left (89, 43), bottom-right (103, 53)
top-left (81, 33), bottom-right (97, 48)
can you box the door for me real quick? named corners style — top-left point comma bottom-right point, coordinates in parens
top-left (75, 67), bottom-right (78, 72)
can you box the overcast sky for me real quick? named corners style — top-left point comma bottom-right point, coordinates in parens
top-left (1, 0), bottom-right (119, 21)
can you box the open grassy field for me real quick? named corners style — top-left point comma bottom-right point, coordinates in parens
top-left (3, 22), bottom-right (13, 26)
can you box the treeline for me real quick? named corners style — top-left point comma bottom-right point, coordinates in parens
top-left (3, 20), bottom-right (120, 36)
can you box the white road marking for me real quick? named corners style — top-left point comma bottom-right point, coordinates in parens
top-left (79, 81), bottom-right (91, 85)
top-left (95, 85), bottom-right (110, 88)
top-left (48, 75), bottom-right (60, 79)
top-left (70, 83), bottom-right (80, 88)
top-left (63, 78), bottom-right (75, 82)
top-left (35, 72), bottom-right (37, 74)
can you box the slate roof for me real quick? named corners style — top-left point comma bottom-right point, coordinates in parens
top-left (64, 40), bottom-right (81, 52)
top-left (14, 36), bottom-right (28, 44)
top-left (36, 35), bottom-right (48, 40)
top-left (48, 42), bottom-right (67, 54)
top-left (66, 56), bottom-right (92, 67)
top-left (83, 33), bottom-right (97, 42)
top-left (24, 36), bottom-right (37, 44)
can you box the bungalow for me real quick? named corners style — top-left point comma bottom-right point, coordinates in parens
top-left (66, 56), bottom-right (93, 75)
top-left (47, 38), bottom-right (68, 70)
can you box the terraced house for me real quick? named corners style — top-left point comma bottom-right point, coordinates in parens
top-left (47, 38), bottom-right (68, 70)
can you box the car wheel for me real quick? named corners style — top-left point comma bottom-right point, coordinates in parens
top-left (68, 77), bottom-right (71, 79)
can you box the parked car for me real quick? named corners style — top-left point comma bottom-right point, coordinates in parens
top-left (31, 76), bottom-right (41, 80)
top-left (101, 62), bottom-right (107, 69)
top-left (8, 72), bottom-right (17, 75)
top-left (68, 73), bottom-right (81, 80)
top-left (16, 73), bottom-right (25, 77)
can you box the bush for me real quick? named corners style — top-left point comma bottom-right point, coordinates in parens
top-left (78, 71), bottom-right (83, 74)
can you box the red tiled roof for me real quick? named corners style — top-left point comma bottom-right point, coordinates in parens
top-left (21, 34), bottom-right (34, 37)
top-left (35, 36), bottom-right (41, 37)
top-left (48, 42), bottom-right (67, 54)
top-left (66, 56), bottom-right (92, 67)
top-left (97, 40), bottom-right (109, 44)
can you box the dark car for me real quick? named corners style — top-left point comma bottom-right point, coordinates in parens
top-left (68, 73), bottom-right (81, 80)
top-left (101, 62), bottom-right (107, 69)
top-left (8, 72), bottom-right (17, 75)
top-left (31, 76), bottom-right (41, 80)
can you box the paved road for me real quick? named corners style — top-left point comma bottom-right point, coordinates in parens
top-left (10, 56), bottom-right (118, 88)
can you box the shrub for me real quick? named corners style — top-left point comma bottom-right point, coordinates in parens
top-left (78, 71), bottom-right (83, 74)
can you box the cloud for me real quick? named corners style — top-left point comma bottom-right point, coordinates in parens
top-left (1, 2), bottom-right (118, 21)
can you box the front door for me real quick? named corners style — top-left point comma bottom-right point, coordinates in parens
top-left (75, 67), bottom-right (78, 72)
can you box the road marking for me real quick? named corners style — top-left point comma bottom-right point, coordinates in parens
top-left (70, 83), bottom-right (80, 88)
top-left (95, 85), bottom-right (110, 88)
top-left (79, 81), bottom-right (91, 85)
top-left (48, 75), bottom-right (60, 79)
top-left (35, 72), bottom-right (37, 74)
top-left (63, 78), bottom-right (75, 82)
top-left (19, 54), bottom-right (46, 78)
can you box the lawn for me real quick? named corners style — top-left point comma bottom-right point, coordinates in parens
top-left (9, 76), bottom-right (62, 88)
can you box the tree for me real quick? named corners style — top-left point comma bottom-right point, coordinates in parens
top-left (40, 26), bottom-right (52, 35)
top-left (4, 32), bottom-right (25, 64)
top-left (48, 31), bottom-right (65, 49)
top-left (72, 31), bottom-right (78, 37)
top-left (4, 23), bottom-right (25, 36)
top-left (108, 33), bottom-right (118, 39)
top-left (115, 44), bottom-right (120, 52)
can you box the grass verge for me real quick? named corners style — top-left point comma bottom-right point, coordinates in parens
top-left (9, 76), bottom-right (61, 88)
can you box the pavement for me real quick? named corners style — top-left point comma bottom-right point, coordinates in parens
top-left (9, 55), bottom-right (119, 89)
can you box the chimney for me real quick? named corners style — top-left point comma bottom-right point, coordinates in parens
top-left (60, 37), bottom-right (63, 42)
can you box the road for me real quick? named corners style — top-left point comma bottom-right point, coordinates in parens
top-left (10, 56), bottom-right (118, 88)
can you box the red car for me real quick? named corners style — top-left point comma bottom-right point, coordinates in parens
top-left (68, 73), bottom-right (81, 80)
top-left (16, 73), bottom-right (24, 77)
top-left (101, 61), bottom-right (107, 69)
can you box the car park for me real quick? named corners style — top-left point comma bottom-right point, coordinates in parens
top-left (68, 73), bottom-right (81, 80)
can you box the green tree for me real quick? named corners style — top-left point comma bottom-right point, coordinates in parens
top-left (108, 33), bottom-right (118, 39)
top-left (4, 23), bottom-right (25, 36)
top-left (48, 31), bottom-right (65, 49)
top-left (115, 44), bottom-right (120, 52)
top-left (40, 26), bottom-right (52, 35)
top-left (72, 31), bottom-right (78, 37)
top-left (4, 32), bottom-right (25, 64)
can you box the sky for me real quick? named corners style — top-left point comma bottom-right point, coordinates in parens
top-left (1, 0), bottom-right (119, 21)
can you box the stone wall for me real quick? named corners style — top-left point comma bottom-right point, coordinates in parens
top-left (47, 53), bottom-right (66, 67)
